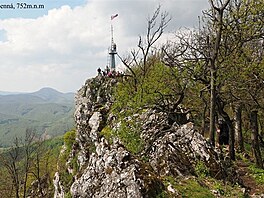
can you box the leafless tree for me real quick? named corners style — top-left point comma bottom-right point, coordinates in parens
top-left (0, 137), bottom-right (21, 198)
top-left (118, 5), bottom-right (171, 93)
top-left (0, 129), bottom-right (51, 198)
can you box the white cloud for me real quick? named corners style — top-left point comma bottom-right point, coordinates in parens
top-left (0, 0), bottom-right (209, 93)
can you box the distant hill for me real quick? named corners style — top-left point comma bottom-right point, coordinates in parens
top-left (0, 88), bottom-right (75, 147)
top-left (30, 87), bottom-right (74, 103)
top-left (0, 87), bottom-right (74, 104)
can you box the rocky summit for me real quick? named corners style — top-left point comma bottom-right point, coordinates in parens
top-left (53, 76), bottom-right (238, 198)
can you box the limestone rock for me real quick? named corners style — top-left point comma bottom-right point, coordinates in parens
top-left (53, 172), bottom-right (65, 198)
top-left (140, 109), bottom-right (224, 178)
top-left (70, 139), bottom-right (162, 198)
top-left (54, 76), bottom-right (235, 198)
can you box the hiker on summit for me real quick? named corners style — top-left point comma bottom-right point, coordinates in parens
top-left (216, 118), bottom-right (229, 151)
top-left (97, 68), bottom-right (102, 76)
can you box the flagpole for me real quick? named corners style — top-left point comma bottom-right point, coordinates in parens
top-left (110, 14), bottom-right (118, 45)
top-left (111, 24), bottom-right (114, 45)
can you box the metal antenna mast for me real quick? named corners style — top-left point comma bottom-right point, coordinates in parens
top-left (109, 18), bottom-right (117, 71)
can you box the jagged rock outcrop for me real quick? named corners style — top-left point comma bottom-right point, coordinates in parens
top-left (70, 77), bottom-right (164, 197)
top-left (54, 76), bottom-right (233, 198)
top-left (53, 170), bottom-right (66, 198)
top-left (139, 109), bottom-right (225, 179)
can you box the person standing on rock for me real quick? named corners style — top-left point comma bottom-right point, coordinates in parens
top-left (106, 65), bottom-right (110, 75)
top-left (97, 68), bottom-right (102, 76)
top-left (216, 118), bottom-right (229, 151)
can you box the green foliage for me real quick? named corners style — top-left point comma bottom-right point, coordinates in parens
top-left (116, 121), bottom-right (144, 154)
top-left (248, 165), bottom-right (264, 185)
top-left (179, 179), bottom-right (214, 198)
top-left (64, 130), bottom-right (76, 151)
top-left (163, 176), bottom-right (214, 198)
top-left (112, 61), bottom-right (185, 114)
top-left (68, 155), bottom-right (79, 175)
top-left (211, 179), bottom-right (246, 197)
top-left (44, 136), bottom-right (64, 152)
top-left (101, 122), bottom-right (143, 154)
top-left (160, 176), bottom-right (247, 198)
top-left (141, 154), bottom-right (150, 163)
top-left (195, 161), bottom-right (209, 178)
top-left (100, 126), bottom-right (114, 144)
top-left (57, 130), bottom-right (78, 196)
top-left (65, 192), bottom-right (72, 198)
top-left (206, 177), bottom-right (246, 198)
top-left (59, 170), bottom-right (74, 193)
top-left (213, 182), bottom-right (225, 196)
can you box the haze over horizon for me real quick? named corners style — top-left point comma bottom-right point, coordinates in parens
top-left (0, 87), bottom-right (74, 95)
top-left (0, 0), bottom-right (209, 93)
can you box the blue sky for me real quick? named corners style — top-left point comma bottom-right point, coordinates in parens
top-left (0, 0), bottom-right (87, 19)
top-left (0, 0), bottom-right (209, 93)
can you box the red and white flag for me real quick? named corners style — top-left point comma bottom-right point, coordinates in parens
top-left (111, 14), bottom-right (118, 20)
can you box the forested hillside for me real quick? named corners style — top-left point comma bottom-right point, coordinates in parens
top-left (0, 88), bottom-right (74, 147)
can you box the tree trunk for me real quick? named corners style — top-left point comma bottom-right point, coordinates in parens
top-left (208, 0), bottom-right (230, 146)
top-left (227, 118), bottom-right (235, 160)
top-left (209, 68), bottom-right (216, 146)
top-left (234, 103), bottom-right (244, 152)
top-left (14, 167), bottom-right (20, 198)
top-left (201, 103), bottom-right (207, 136)
top-left (216, 96), bottom-right (235, 160)
top-left (259, 116), bottom-right (263, 137)
top-left (250, 110), bottom-right (263, 169)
